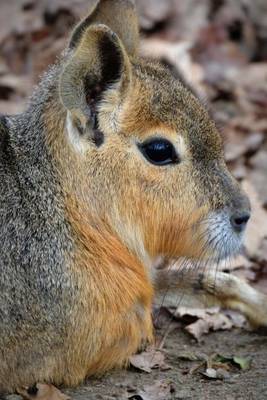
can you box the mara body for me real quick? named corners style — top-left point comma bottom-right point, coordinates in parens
top-left (0, 0), bottom-right (266, 393)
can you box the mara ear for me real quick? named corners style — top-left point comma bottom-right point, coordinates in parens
top-left (69, 0), bottom-right (139, 57)
top-left (59, 24), bottom-right (132, 151)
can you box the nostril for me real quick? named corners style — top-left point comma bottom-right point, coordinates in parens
top-left (230, 212), bottom-right (250, 233)
top-left (235, 215), bottom-right (250, 225)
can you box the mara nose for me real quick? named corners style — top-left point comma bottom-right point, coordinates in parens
top-left (230, 211), bottom-right (250, 233)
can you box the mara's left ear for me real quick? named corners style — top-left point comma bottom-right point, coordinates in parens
top-left (59, 0), bottom-right (139, 152)
top-left (59, 24), bottom-right (132, 151)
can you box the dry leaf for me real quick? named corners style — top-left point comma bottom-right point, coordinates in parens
top-left (130, 349), bottom-right (171, 373)
top-left (17, 383), bottom-right (70, 400)
top-left (186, 313), bottom-right (233, 341)
top-left (174, 307), bottom-right (238, 340)
top-left (130, 380), bottom-right (174, 400)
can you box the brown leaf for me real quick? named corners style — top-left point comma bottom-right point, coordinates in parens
top-left (185, 318), bottom-right (210, 340)
top-left (130, 349), bottom-right (171, 373)
top-left (17, 383), bottom-right (70, 400)
top-left (131, 380), bottom-right (174, 400)
top-left (175, 307), bottom-right (236, 340)
top-left (186, 313), bottom-right (233, 341)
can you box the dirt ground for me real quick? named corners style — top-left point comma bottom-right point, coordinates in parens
top-left (62, 328), bottom-right (267, 400)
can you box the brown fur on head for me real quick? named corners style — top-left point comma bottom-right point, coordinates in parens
top-left (56, 0), bottom-right (250, 268)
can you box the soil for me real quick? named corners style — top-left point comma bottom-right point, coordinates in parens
top-left (64, 328), bottom-right (267, 400)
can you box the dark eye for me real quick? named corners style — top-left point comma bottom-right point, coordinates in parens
top-left (138, 139), bottom-right (179, 166)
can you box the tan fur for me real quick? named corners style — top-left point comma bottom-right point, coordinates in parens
top-left (44, 100), bottom-right (154, 385)
top-left (66, 199), bottom-right (153, 378)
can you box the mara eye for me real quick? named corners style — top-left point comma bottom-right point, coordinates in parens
top-left (138, 139), bottom-right (179, 166)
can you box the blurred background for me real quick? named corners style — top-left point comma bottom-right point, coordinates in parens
top-left (0, 0), bottom-right (266, 292)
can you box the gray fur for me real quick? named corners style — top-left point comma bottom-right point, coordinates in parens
top-left (0, 63), bottom-right (77, 390)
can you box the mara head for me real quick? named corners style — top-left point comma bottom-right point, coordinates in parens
top-left (55, 0), bottom-right (250, 266)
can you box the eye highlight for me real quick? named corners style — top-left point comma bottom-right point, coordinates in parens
top-left (138, 138), bottom-right (179, 166)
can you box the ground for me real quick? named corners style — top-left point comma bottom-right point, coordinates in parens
top-left (62, 328), bottom-right (267, 400)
